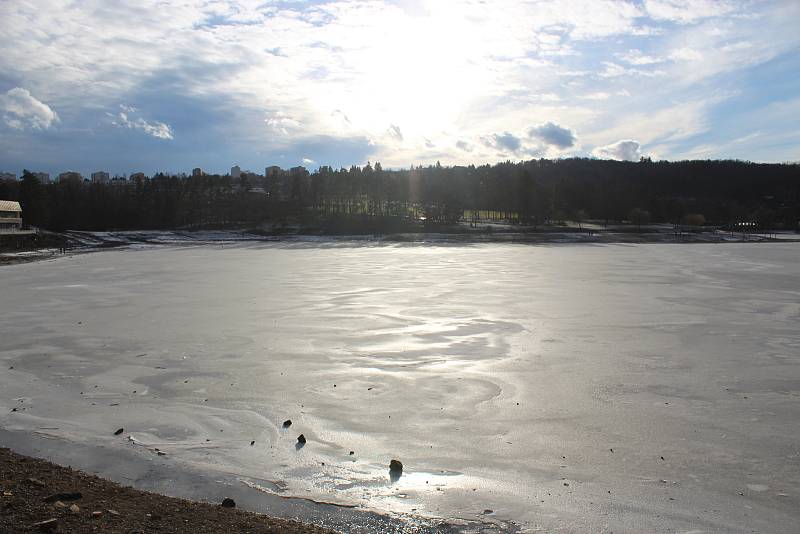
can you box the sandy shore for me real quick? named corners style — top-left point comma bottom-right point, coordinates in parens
top-left (0, 446), bottom-right (336, 533)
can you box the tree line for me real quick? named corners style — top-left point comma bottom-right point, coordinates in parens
top-left (1, 158), bottom-right (798, 232)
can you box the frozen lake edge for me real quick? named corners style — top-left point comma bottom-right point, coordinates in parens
top-left (2, 241), bottom-right (800, 533)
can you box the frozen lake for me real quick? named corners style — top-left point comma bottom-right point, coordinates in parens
top-left (2, 242), bottom-right (799, 532)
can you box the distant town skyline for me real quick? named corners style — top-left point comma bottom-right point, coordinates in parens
top-left (0, 164), bottom-right (320, 183)
top-left (1, 0), bottom-right (799, 177)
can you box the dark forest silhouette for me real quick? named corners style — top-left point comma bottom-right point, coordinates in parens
top-left (2, 158), bottom-right (798, 233)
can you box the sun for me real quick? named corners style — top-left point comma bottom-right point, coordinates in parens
top-left (315, 4), bottom-right (494, 145)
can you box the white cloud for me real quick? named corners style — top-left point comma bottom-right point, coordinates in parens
top-left (583, 96), bottom-right (719, 153)
top-left (1, 0), bottom-right (799, 165)
top-left (669, 47), bottom-right (703, 62)
top-left (592, 139), bottom-right (642, 160)
top-left (265, 111), bottom-right (301, 136)
top-left (644, 0), bottom-right (738, 24)
top-left (0, 87), bottom-right (59, 130)
top-left (617, 49), bottom-right (663, 65)
top-left (302, 157), bottom-right (315, 165)
top-left (528, 121), bottom-right (577, 149)
top-left (581, 92), bottom-right (612, 100)
top-left (455, 140), bottom-right (473, 152)
top-left (481, 132), bottom-right (522, 154)
top-left (111, 105), bottom-right (173, 140)
top-left (386, 124), bottom-right (403, 142)
top-left (599, 61), bottom-right (664, 78)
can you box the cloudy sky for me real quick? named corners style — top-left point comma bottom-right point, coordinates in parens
top-left (1, 0), bottom-right (798, 176)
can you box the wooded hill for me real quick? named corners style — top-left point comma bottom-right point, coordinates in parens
top-left (1, 158), bottom-right (798, 232)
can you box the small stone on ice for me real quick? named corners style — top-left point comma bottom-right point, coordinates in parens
top-left (389, 459), bottom-right (403, 473)
top-left (297, 434), bottom-right (306, 444)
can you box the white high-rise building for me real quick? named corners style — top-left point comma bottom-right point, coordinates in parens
top-left (230, 165), bottom-right (241, 179)
top-left (91, 171), bottom-right (110, 183)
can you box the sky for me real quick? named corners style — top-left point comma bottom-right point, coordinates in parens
top-left (0, 0), bottom-right (798, 177)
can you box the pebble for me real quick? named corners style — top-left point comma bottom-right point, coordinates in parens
top-left (389, 459), bottom-right (403, 474)
top-left (282, 420), bottom-right (292, 428)
top-left (69, 504), bottom-right (80, 514)
top-left (297, 434), bottom-right (307, 444)
top-left (31, 518), bottom-right (58, 531)
top-left (44, 492), bottom-right (82, 503)
top-left (114, 428), bottom-right (124, 435)
top-left (92, 511), bottom-right (102, 518)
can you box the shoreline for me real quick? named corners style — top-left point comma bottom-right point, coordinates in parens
top-left (1, 228), bottom-right (796, 267)
top-left (0, 429), bottom-right (503, 533)
top-left (0, 443), bottom-right (336, 533)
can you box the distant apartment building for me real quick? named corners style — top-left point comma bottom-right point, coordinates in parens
top-left (265, 166), bottom-right (282, 178)
top-left (91, 171), bottom-right (110, 183)
top-left (192, 167), bottom-right (204, 177)
top-left (0, 200), bottom-right (23, 232)
top-left (129, 172), bottom-right (146, 183)
top-left (264, 166), bottom-right (286, 199)
top-left (33, 172), bottom-right (51, 184)
top-left (57, 171), bottom-right (83, 183)
top-left (230, 165), bottom-right (241, 179)
top-left (0, 172), bottom-right (16, 181)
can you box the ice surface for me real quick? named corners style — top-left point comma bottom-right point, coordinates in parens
top-left (1, 242), bottom-right (799, 532)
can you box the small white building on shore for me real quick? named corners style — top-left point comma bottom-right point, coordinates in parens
top-left (0, 200), bottom-right (23, 232)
